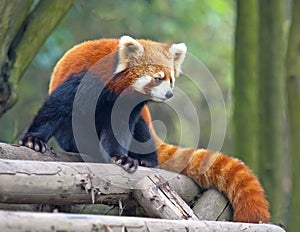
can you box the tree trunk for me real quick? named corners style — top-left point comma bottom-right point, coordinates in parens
top-left (258, 0), bottom-right (287, 224)
top-left (286, 0), bottom-right (300, 230)
top-left (0, 0), bottom-right (33, 115)
top-left (233, 0), bottom-right (259, 173)
top-left (0, 0), bottom-right (74, 116)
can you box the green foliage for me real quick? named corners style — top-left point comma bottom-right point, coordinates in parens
top-left (0, 0), bottom-right (234, 151)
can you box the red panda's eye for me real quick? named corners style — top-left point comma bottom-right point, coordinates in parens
top-left (154, 77), bottom-right (162, 83)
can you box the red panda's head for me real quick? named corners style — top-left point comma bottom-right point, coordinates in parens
top-left (113, 35), bottom-right (187, 102)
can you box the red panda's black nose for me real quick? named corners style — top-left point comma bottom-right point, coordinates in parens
top-left (165, 91), bottom-right (173, 99)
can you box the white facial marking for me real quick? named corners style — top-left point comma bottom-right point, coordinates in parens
top-left (170, 69), bottom-right (175, 88)
top-left (158, 71), bottom-right (165, 78)
top-left (151, 81), bottom-right (172, 102)
top-left (132, 75), bottom-right (152, 93)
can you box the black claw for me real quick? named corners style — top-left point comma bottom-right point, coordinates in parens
top-left (111, 154), bottom-right (138, 173)
top-left (19, 136), bottom-right (47, 153)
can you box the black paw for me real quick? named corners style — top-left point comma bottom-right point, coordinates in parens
top-left (139, 159), bottom-right (158, 168)
top-left (111, 154), bottom-right (138, 173)
top-left (19, 136), bottom-right (47, 153)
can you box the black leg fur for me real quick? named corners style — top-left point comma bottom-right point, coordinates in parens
top-left (96, 99), bottom-right (148, 172)
top-left (128, 116), bottom-right (158, 168)
top-left (19, 75), bottom-right (82, 153)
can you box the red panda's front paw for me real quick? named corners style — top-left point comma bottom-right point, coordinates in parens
top-left (111, 154), bottom-right (138, 173)
top-left (19, 136), bottom-right (47, 153)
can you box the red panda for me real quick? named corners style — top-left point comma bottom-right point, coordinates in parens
top-left (19, 35), bottom-right (270, 223)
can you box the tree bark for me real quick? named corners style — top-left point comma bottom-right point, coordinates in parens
top-left (0, 0), bottom-right (74, 116)
top-left (258, 0), bottom-right (286, 223)
top-left (133, 174), bottom-right (200, 220)
top-left (286, 0), bottom-right (300, 230)
top-left (0, 0), bottom-right (33, 114)
top-left (0, 142), bottom-right (232, 221)
top-left (233, 0), bottom-right (259, 173)
top-left (0, 142), bottom-right (89, 162)
top-left (192, 189), bottom-right (232, 221)
top-left (0, 203), bottom-right (126, 216)
top-left (0, 158), bottom-right (199, 205)
top-left (0, 211), bottom-right (286, 232)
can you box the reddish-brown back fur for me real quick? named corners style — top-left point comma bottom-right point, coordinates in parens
top-left (49, 39), bottom-right (119, 93)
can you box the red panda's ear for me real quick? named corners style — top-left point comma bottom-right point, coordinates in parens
top-left (169, 43), bottom-right (187, 75)
top-left (115, 35), bottom-right (144, 74)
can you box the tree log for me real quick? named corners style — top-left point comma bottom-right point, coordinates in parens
top-left (0, 158), bottom-right (199, 205)
top-left (192, 189), bottom-right (233, 221)
top-left (134, 174), bottom-right (200, 220)
top-left (0, 142), bottom-right (87, 162)
top-left (0, 211), bottom-right (286, 232)
top-left (0, 142), bottom-right (232, 220)
top-left (0, 203), bottom-right (134, 216)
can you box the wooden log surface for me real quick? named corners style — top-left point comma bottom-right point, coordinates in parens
top-left (0, 203), bottom-right (143, 216)
top-left (134, 174), bottom-right (200, 220)
top-left (0, 211), bottom-right (286, 232)
top-left (0, 142), bottom-right (87, 162)
top-left (192, 189), bottom-right (233, 221)
top-left (0, 158), bottom-right (199, 205)
top-left (0, 142), bottom-right (232, 220)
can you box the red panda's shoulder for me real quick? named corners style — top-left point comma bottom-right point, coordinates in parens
top-left (49, 39), bottom-right (119, 93)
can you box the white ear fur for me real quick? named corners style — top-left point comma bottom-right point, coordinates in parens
top-left (115, 35), bottom-right (144, 74)
top-left (169, 43), bottom-right (187, 73)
